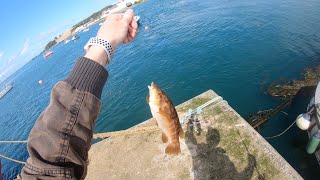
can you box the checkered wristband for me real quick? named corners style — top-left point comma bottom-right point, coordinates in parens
top-left (84, 37), bottom-right (114, 63)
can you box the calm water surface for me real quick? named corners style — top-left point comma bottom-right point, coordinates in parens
top-left (1, 0), bottom-right (320, 179)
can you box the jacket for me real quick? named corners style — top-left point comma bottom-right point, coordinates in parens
top-left (21, 57), bottom-right (108, 179)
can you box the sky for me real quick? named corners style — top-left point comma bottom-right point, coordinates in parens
top-left (0, 0), bottom-right (117, 80)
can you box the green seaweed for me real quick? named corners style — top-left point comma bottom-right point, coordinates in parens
top-left (213, 107), bottom-right (223, 114)
top-left (177, 97), bottom-right (211, 112)
top-left (258, 156), bottom-right (280, 179)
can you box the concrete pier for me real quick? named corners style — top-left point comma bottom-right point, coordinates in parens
top-left (86, 90), bottom-right (302, 180)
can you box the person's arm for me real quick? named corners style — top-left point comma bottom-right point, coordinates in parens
top-left (21, 10), bottom-right (138, 179)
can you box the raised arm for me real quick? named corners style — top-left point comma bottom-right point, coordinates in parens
top-left (21, 10), bottom-right (138, 179)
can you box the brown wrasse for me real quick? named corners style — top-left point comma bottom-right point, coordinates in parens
top-left (147, 82), bottom-right (184, 154)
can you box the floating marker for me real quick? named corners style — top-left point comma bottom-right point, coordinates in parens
top-left (296, 114), bottom-right (311, 130)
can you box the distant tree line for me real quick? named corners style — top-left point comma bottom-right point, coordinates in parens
top-left (45, 38), bottom-right (57, 51)
top-left (43, 4), bottom-right (113, 51)
top-left (135, 0), bottom-right (144, 4)
top-left (71, 5), bottom-right (113, 32)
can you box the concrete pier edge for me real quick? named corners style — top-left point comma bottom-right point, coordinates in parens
top-left (86, 90), bottom-right (302, 180)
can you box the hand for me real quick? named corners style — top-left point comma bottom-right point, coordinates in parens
top-left (97, 9), bottom-right (138, 49)
top-left (85, 9), bottom-right (138, 66)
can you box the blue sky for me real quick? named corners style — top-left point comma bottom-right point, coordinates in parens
top-left (0, 0), bottom-right (117, 79)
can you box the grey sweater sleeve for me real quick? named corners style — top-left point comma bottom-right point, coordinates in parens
top-left (21, 57), bottom-right (108, 179)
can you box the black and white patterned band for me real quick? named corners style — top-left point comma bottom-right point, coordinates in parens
top-left (84, 37), bottom-right (114, 62)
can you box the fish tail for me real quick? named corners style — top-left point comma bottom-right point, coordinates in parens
top-left (179, 124), bottom-right (185, 139)
top-left (165, 142), bottom-right (181, 155)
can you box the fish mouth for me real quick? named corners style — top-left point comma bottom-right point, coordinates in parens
top-left (148, 82), bottom-right (155, 90)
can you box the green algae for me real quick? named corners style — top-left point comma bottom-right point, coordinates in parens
top-left (177, 97), bottom-right (212, 112)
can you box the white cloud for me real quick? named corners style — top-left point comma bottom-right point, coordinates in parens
top-left (20, 38), bottom-right (30, 55)
top-left (0, 64), bottom-right (17, 81)
top-left (37, 28), bottom-right (59, 42)
top-left (0, 51), bottom-right (3, 60)
top-left (8, 55), bottom-right (16, 64)
top-left (36, 21), bottom-right (74, 44)
top-left (0, 24), bottom-right (68, 79)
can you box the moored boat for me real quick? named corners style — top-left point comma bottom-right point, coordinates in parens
top-left (0, 83), bottom-right (13, 99)
top-left (71, 35), bottom-right (80, 41)
top-left (307, 84), bottom-right (320, 165)
top-left (134, 15), bottom-right (140, 25)
top-left (43, 51), bottom-right (53, 58)
top-left (64, 39), bottom-right (70, 44)
top-left (296, 82), bottom-right (320, 165)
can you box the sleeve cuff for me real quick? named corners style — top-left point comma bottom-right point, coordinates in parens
top-left (64, 57), bottom-right (108, 99)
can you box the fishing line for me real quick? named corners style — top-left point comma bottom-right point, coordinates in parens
top-left (0, 140), bottom-right (27, 143)
top-left (263, 120), bottom-right (296, 140)
top-left (0, 152), bottom-right (26, 165)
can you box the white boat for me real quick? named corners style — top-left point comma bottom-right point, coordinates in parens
top-left (134, 16), bottom-right (140, 24)
top-left (83, 28), bottom-right (90, 32)
top-left (71, 35), bottom-right (80, 41)
top-left (126, 2), bottom-right (133, 7)
top-left (0, 83), bottom-right (13, 99)
top-left (297, 82), bottom-right (320, 166)
top-left (64, 39), bottom-right (70, 44)
top-left (99, 22), bottom-right (103, 26)
top-left (109, 0), bottom-right (142, 14)
top-left (306, 84), bottom-right (320, 165)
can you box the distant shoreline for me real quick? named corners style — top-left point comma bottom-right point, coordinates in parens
top-left (3, 1), bottom-right (147, 83)
top-left (55, 0), bottom-right (144, 45)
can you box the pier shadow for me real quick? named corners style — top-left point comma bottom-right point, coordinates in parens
top-left (185, 114), bottom-right (260, 180)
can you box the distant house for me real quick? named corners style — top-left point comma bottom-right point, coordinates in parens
top-left (119, 0), bottom-right (137, 4)
top-left (100, 10), bottom-right (109, 19)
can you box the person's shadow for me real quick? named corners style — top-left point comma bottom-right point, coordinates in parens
top-left (185, 114), bottom-right (260, 180)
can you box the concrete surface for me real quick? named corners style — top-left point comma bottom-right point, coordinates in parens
top-left (86, 90), bottom-right (302, 180)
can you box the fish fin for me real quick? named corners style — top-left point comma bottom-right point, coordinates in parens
top-left (165, 142), bottom-right (181, 155)
top-left (161, 132), bottom-right (168, 143)
top-left (146, 93), bottom-right (150, 103)
top-left (179, 125), bottom-right (185, 139)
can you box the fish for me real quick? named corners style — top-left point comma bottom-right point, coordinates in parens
top-left (147, 82), bottom-right (184, 154)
